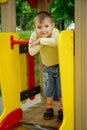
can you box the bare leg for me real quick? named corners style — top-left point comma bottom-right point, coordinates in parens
top-left (43, 96), bottom-right (54, 119)
top-left (47, 96), bottom-right (54, 108)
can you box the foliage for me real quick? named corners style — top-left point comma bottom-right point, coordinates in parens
top-left (16, 0), bottom-right (37, 30)
top-left (18, 31), bottom-right (32, 39)
top-left (49, 0), bottom-right (74, 29)
top-left (16, 0), bottom-right (74, 31)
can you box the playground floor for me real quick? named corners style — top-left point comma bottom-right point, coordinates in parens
top-left (11, 100), bottom-right (62, 130)
top-left (22, 100), bottom-right (61, 128)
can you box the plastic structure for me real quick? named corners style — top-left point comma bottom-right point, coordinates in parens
top-left (58, 30), bottom-right (74, 130)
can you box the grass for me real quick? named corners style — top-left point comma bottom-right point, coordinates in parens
top-left (34, 54), bottom-right (40, 86)
top-left (18, 31), bottom-right (32, 40)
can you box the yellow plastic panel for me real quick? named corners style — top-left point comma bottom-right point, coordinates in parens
top-left (0, 33), bottom-right (21, 121)
top-left (0, 0), bottom-right (8, 3)
top-left (58, 30), bottom-right (74, 130)
top-left (20, 54), bottom-right (27, 93)
top-left (20, 54), bottom-right (27, 103)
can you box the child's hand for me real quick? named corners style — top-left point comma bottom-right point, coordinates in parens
top-left (30, 39), bottom-right (40, 48)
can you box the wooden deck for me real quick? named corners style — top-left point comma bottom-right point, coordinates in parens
top-left (22, 100), bottom-right (62, 129)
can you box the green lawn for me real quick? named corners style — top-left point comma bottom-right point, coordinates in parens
top-left (34, 54), bottom-right (40, 86)
top-left (18, 31), bottom-right (32, 40)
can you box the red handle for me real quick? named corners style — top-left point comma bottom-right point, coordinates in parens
top-left (10, 35), bottom-right (29, 49)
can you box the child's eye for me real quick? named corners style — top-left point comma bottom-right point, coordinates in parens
top-left (45, 25), bottom-right (49, 28)
top-left (37, 26), bottom-right (42, 29)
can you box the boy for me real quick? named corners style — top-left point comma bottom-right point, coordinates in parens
top-left (29, 11), bottom-right (63, 121)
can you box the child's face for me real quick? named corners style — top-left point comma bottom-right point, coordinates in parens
top-left (34, 18), bottom-right (54, 38)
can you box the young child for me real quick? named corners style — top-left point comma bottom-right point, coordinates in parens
top-left (29, 11), bottom-right (63, 121)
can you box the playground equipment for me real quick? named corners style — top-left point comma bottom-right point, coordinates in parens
top-left (0, 0), bottom-right (8, 3)
top-left (0, 30), bottom-right (74, 130)
top-left (0, 0), bottom-right (74, 130)
top-left (58, 30), bottom-right (74, 130)
top-left (0, 33), bottom-right (22, 129)
top-left (0, 33), bottom-right (40, 130)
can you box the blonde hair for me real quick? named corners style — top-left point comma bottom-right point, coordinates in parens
top-left (34, 11), bottom-right (53, 24)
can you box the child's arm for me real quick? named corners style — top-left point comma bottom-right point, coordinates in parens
top-left (29, 44), bottom-right (42, 56)
top-left (30, 39), bottom-right (40, 48)
top-left (39, 28), bottom-right (59, 47)
top-left (28, 32), bottom-right (42, 56)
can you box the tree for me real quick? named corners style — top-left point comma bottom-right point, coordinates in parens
top-left (16, 0), bottom-right (37, 30)
top-left (15, 0), bottom-right (74, 31)
top-left (49, 0), bottom-right (74, 30)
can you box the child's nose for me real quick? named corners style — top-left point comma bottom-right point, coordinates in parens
top-left (42, 27), bottom-right (46, 31)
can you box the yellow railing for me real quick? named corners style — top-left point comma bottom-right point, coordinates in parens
top-left (0, 0), bottom-right (8, 3)
top-left (58, 30), bottom-right (74, 130)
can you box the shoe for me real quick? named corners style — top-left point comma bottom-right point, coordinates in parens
top-left (57, 109), bottom-right (63, 122)
top-left (43, 108), bottom-right (54, 120)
